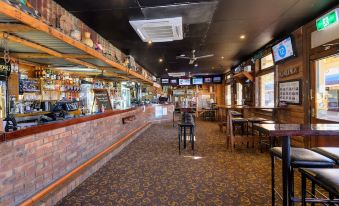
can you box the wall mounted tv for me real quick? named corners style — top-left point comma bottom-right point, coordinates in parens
top-left (192, 77), bottom-right (203, 85)
top-left (213, 76), bottom-right (222, 83)
top-left (204, 77), bottom-right (212, 83)
top-left (272, 36), bottom-right (296, 64)
top-left (161, 78), bottom-right (169, 84)
top-left (170, 78), bottom-right (178, 85)
top-left (178, 78), bottom-right (191, 86)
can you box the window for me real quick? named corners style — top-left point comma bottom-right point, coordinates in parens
top-left (236, 83), bottom-right (243, 105)
top-left (259, 72), bottom-right (275, 107)
top-left (225, 84), bottom-right (232, 105)
top-left (261, 53), bottom-right (274, 70)
top-left (315, 55), bottom-right (339, 122)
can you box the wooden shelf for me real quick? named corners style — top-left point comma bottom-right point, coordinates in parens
top-left (0, 1), bottom-right (154, 85)
top-left (233, 72), bottom-right (254, 83)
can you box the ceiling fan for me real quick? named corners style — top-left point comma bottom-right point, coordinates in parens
top-left (176, 50), bottom-right (214, 64)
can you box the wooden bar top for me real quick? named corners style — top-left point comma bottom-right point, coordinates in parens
top-left (256, 123), bottom-right (339, 136)
top-left (216, 105), bottom-right (286, 110)
top-left (1, 107), bottom-right (137, 142)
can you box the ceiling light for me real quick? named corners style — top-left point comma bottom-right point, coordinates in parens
top-left (148, 40), bottom-right (152, 44)
top-left (240, 35), bottom-right (246, 39)
top-left (180, 54), bottom-right (185, 57)
top-left (194, 63), bottom-right (198, 67)
top-left (221, 56), bottom-right (224, 59)
top-left (165, 68), bottom-right (168, 71)
top-left (159, 58), bottom-right (163, 63)
top-left (212, 66), bottom-right (215, 69)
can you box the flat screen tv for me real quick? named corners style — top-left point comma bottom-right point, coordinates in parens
top-left (272, 36), bottom-right (296, 64)
top-left (213, 76), bottom-right (222, 83)
top-left (170, 78), bottom-right (178, 85)
top-left (204, 77), bottom-right (212, 83)
top-left (192, 78), bottom-right (203, 85)
top-left (161, 78), bottom-right (169, 84)
top-left (178, 78), bottom-right (191, 86)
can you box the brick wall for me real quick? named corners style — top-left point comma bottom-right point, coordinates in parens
top-left (0, 105), bottom-right (174, 206)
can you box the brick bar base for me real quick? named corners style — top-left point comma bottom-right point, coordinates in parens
top-left (0, 105), bottom-right (174, 206)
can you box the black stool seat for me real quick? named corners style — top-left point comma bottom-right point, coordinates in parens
top-left (230, 111), bottom-right (242, 117)
top-left (271, 147), bottom-right (335, 167)
top-left (232, 117), bottom-right (248, 123)
top-left (300, 168), bottom-right (339, 196)
top-left (247, 117), bottom-right (267, 122)
top-left (312, 147), bottom-right (339, 165)
top-left (261, 120), bottom-right (275, 124)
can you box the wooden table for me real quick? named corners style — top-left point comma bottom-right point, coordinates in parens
top-left (255, 123), bottom-right (339, 206)
top-left (217, 105), bottom-right (285, 122)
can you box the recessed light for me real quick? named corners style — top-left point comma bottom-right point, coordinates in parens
top-left (240, 35), bottom-right (246, 39)
top-left (180, 54), bottom-right (185, 57)
top-left (212, 66), bottom-right (215, 69)
top-left (221, 56), bottom-right (224, 60)
top-left (165, 68), bottom-right (168, 71)
top-left (159, 58), bottom-right (163, 63)
top-left (148, 40), bottom-right (152, 44)
top-left (194, 63), bottom-right (198, 67)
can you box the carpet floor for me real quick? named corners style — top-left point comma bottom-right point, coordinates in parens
top-left (57, 120), bottom-right (290, 206)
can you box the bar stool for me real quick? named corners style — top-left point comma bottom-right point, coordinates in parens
top-left (270, 147), bottom-right (335, 205)
top-left (247, 117), bottom-right (267, 136)
top-left (255, 120), bottom-right (277, 152)
top-left (299, 168), bottom-right (339, 205)
top-left (312, 147), bottom-right (339, 165)
top-left (178, 113), bottom-right (195, 155)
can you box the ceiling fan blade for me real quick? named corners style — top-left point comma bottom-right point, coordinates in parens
top-left (176, 56), bottom-right (191, 59)
top-left (189, 59), bottom-right (195, 64)
top-left (196, 54), bottom-right (214, 59)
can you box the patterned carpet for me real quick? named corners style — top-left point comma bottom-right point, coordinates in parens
top-left (57, 120), bottom-right (286, 206)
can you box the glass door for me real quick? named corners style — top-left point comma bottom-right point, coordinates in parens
top-left (312, 54), bottom-right (339, 123)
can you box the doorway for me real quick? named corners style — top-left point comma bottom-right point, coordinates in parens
top-left (311, 53), bottom-right (339, 146)
top-left (312, 54), bottom-right (339, 123)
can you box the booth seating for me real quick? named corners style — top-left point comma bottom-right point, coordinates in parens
top-left (178, 113), bottom-right (195, 155)
top-left (300, 168), bottom-right (339, 205)
top-left (270, 147), bottom-right (335, 205)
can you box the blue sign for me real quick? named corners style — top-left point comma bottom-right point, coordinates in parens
top-left (325, 73), bottom-right (339, 85)
top-left (278, 45), bottom-right (286, 58)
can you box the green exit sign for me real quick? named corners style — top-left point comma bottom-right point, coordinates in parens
top-left (316, 8), bottom-right (339, 31)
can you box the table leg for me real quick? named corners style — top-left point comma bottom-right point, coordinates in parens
top-left (184, 127), bottom-right (187, 149)
top-left (281, 135), bottom-right (291, 206)
top-left (178, 126), bottom-right (181, 154)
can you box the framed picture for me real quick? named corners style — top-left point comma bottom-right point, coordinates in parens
top-left (278, 79), bottom-right (302, 105)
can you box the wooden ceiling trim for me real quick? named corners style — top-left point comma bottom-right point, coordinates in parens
top-left (0, 1), bottom-right (153, 84)
top-left (1, 53), bottom-right (94, 59)
top-left (0, 23), bottom-right (34, 32)
top-left (0, 32), bottom-right (97, 68)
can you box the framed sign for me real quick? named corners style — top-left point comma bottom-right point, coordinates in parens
top-left (279, 79), bottom-right (302, 104)
top-left (93, 89), bottom-right (113, 110)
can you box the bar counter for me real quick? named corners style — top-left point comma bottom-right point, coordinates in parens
top-left (1, 108), bottom-right (137, 142)
top-left (0, 104), bottom-right (174, 206)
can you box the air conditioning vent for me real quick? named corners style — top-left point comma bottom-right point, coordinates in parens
top-left (129, 17), bottom-right (183, 42)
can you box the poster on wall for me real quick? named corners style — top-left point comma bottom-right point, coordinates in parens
top-left (278, 79), bottom-right (301, 104)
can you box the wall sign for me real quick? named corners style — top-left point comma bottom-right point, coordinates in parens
top-left (279, 66), bottom-right (299, 78)
top-left (316, 8), bottom-right (339, 31)
top-left (279, 79), bottom-right (302, 105)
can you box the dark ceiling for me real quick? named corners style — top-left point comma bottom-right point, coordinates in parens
top-left (55, 0), bottom-right (337, 77)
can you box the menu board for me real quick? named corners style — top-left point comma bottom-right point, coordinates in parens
top-left (93, 89), bottom-right (112, 110)
top-left (279, 79), bottom-right (301, 104)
